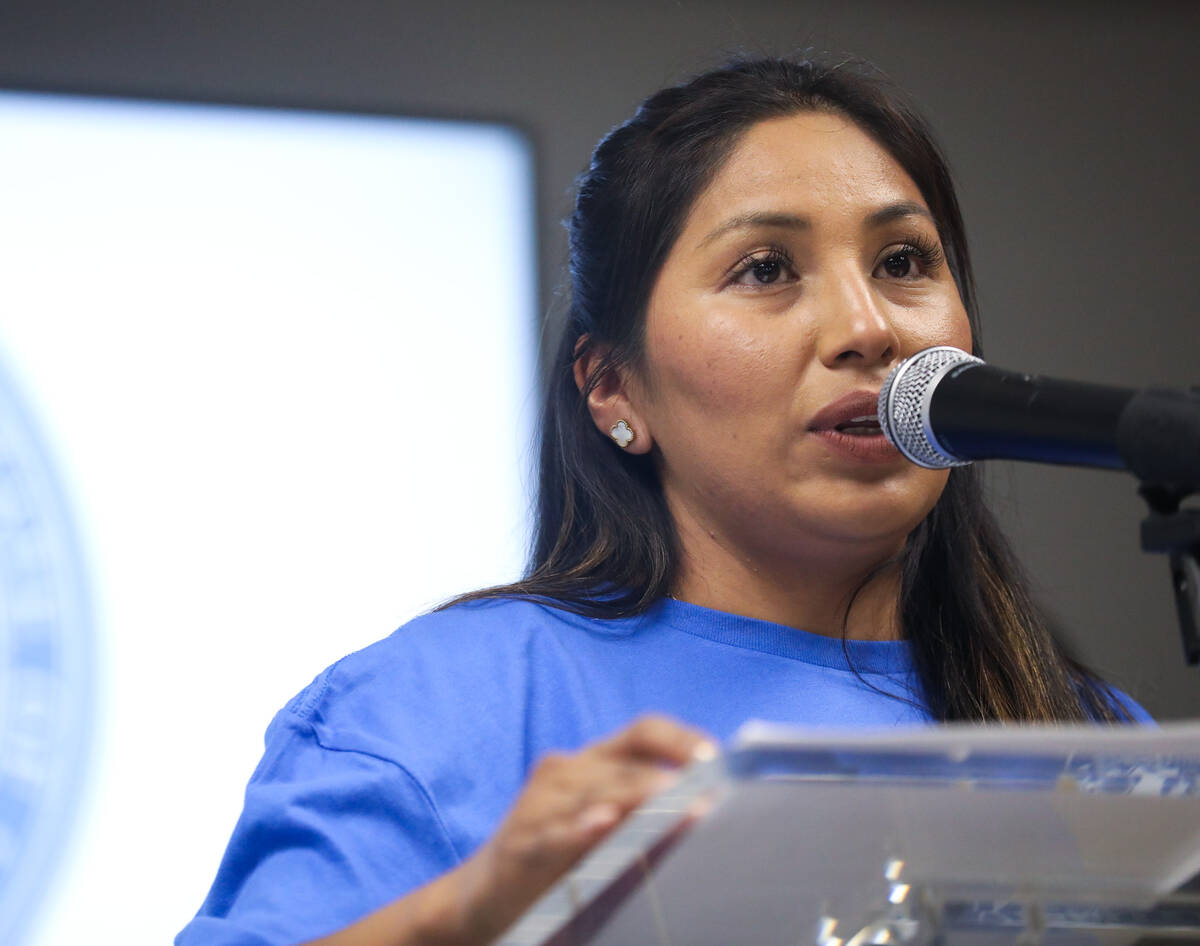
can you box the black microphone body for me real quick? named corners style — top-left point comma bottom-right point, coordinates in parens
top-left (879, 347), bottom-right (1200, 489)
top-left (930, 364), bottom-right (1133, 470)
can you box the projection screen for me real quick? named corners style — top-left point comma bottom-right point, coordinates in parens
top-left (0, 89), bottom-right (537, 946)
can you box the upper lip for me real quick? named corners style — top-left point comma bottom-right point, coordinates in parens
top-left (807, 390), bottom-right (882, 431)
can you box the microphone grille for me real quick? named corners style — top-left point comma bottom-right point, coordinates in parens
top-left (878, 346), bottom-right (983, 469)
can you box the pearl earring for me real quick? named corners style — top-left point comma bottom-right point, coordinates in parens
top-left (610, 419), bottom-right (635, 449)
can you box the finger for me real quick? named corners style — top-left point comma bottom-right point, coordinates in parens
top-left (459, 810), bottom-right (613, 942)
top-left (578, 761), bottom-right (678, 816)
top-left (511, 764), bottom-right (685, 882)
top-left (516, 753), bottom-right (661, 828)
top-left (572, 801), bottom-right (623, 842)
top-left (595, 714), bottom-right (717, 766)
top-left (498, 795), bottom-right (625, 879)
top-left (528, 756), bottom-right (671, 824)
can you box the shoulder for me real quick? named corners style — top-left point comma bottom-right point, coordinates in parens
top-left (180, 597), bottom-right (648, 944)
top-left (275, 596), bottom-right (634, 764)
top-left (293, 596), bottom-right (616, 701)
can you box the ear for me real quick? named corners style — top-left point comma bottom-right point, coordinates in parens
top-left (572, 338), bottom-right (653, 455)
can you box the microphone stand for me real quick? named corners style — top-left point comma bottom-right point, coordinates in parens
top-left (1139, 483), bottom-right (1200, 666)
top-left (1114, 384), bottom-right (1200, 668)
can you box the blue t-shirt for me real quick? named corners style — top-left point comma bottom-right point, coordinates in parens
top-left (174, 596), bottom-right (1139, 945)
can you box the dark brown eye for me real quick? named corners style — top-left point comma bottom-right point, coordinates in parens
top-left (882, 252), bottom-right (916, 278)
top-left (752, 259), bottom-right (783, 283)
top-left (730, 247), bottom-right (796, 288)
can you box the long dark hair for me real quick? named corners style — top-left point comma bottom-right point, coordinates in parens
top-left (451, 56), bottom-right (1127, 723)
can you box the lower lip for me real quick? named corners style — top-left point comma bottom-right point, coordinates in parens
top-left (810, 428), bottom-right (903, 463)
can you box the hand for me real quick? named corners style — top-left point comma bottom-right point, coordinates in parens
top-left (449, 714), bottom-right (716, 944)
top-left (303, 714), bottom-right (715, 946)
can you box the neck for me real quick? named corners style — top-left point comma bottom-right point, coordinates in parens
top-left (668, 502), bottom-right (906, 642)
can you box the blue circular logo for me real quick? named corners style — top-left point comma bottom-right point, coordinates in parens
top-left (0, 358), bottom-right (93, 945)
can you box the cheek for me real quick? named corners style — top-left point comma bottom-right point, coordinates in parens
top-left (646, 306), bottom-right (788, 417)
top-left (938, 288), bottom-right (974, 351)
top-left (902, 296), bottom-right (973, 355)
top-left (919, 467), bottom-right (952, 510)
top-left (945, 307), bottom-right (974, 352)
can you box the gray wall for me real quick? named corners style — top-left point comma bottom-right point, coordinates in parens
top-left (2, 0), bottom-right (1197, 717)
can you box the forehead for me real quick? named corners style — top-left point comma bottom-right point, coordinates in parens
top-left (681, 111), bottom-right (927, 234)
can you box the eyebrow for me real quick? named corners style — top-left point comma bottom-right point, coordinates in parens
top-left (865, 200), bottom-right (934, 227)
top-left (697, 200), bottom-right (934, 249)
top-left (697, 211), bottom-right (808, 249)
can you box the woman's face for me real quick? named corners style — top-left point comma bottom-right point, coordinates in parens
top-left (630, 110), bottom-right (972, 566)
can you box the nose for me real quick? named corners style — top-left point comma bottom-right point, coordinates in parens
top-left (815, 266), bottom-right (900, 370)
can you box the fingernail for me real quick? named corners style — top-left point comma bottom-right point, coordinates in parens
top-left (692, 741), bottom-right (719, 762)
top-left (576, 803), bottom-right (620, 832)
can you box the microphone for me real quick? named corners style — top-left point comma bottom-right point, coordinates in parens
top-left (877, 346), bottom-right (1200, 489)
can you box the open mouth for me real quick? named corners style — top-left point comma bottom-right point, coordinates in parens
top-left (806, 393), bottom-right (898, 461)
top-left (833, 415), bottom-right (882, 436)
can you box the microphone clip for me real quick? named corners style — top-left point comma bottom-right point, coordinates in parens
top-left (1139, 484), bottom-right (1200, 667)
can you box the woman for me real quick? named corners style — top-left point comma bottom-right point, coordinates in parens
top-left (177, 56), bottom-right (1146, 946)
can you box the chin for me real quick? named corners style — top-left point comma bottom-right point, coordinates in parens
top-left (786, 480), bottom-right (946, 551)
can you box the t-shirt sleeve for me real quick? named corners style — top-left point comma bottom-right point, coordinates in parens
top-left (175, 701), bottom-right (462, 946)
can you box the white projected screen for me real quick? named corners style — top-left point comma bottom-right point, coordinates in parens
top-left (0, 91), bottom-right (536, 945)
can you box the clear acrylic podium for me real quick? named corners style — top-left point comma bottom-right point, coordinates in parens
top-left (498, 722), bottom-right (1200, 946)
